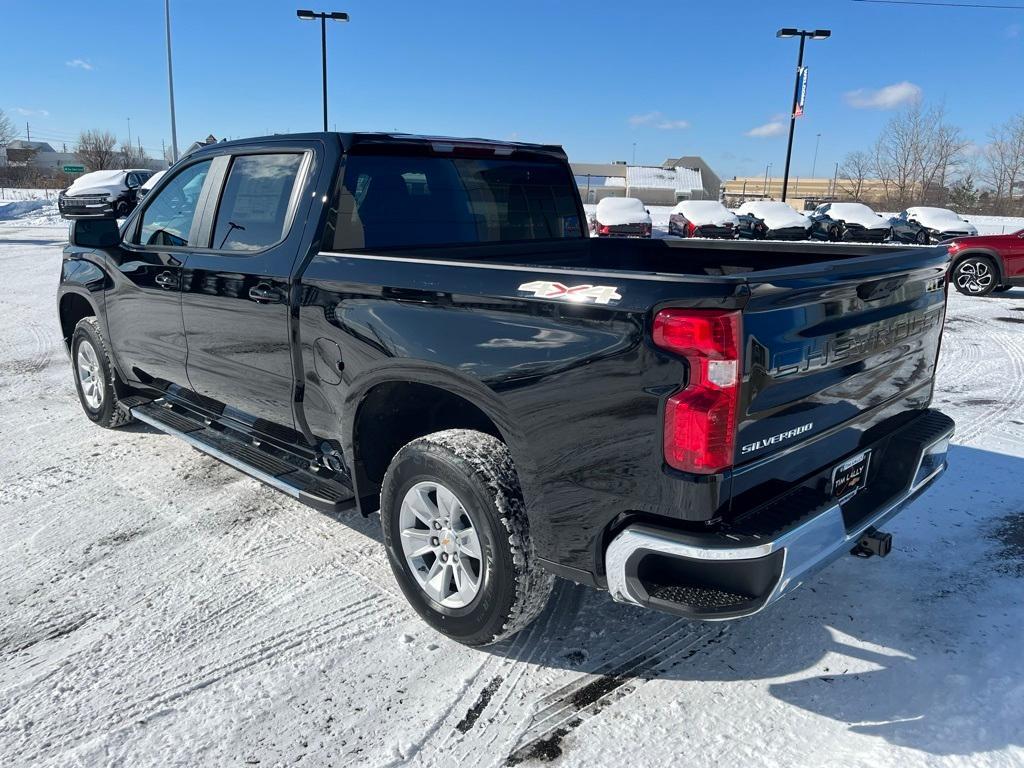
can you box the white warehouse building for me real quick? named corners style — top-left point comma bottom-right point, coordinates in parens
top-left (571, 156), bottom-right (721, 206)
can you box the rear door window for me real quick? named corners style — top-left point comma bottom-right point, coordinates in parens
top-left (329, 153), bottom-right (583, 250)
top-left (211, 153), bottom-right (304, 252)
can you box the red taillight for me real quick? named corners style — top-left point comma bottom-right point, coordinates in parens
top-left (653, 309), bottom-right (742, 474)
top-left (686, 220), bottom-right (698, 237)
top-left (598, 224), bottom-right (611, 235)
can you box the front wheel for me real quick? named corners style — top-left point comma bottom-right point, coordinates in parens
top-left (381, 429), bottom-right (554, 646)
top-left (71, 317), bottom-right (134, 428)
top-left (952, 256), bottom-right (998, 296)
top-left (916, 229), bottom-right (929, 245)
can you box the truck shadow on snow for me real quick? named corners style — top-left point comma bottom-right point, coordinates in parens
top-left (477, 445), bottom-right (1023, 761)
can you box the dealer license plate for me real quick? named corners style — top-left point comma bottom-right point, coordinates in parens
top-left (831, 450), bottom-right (871, 501)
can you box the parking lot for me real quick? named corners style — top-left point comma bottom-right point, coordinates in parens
top-left (1, 218), bottom-right (1023, 767)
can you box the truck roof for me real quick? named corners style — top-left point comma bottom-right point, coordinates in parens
top-left (188, 131), bottom-right (568, 160)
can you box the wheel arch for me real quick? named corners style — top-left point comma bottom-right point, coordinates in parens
top-left (951, 249), bottom-right (1006, 283)
top-left (58, 290), bottom-right (100, 352)
top-left (343, 368), bottom-right (528, 516)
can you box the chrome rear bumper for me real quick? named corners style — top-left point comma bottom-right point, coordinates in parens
top-left (606, 417), bottom-right (954, 620)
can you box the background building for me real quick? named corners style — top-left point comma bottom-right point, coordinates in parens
top-left (723, 176), bottom-right (942, 211)
top-left (571, 156), bottom-right (720, 206)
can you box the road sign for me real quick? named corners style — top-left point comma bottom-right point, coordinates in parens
top-left (62, 164), bottom-right (85, 173)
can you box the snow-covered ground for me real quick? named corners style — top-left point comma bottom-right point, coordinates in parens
top-left (1, 216), bottom-right (1023, 768)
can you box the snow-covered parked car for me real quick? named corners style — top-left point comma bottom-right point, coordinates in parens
top-left (667, 200), bottom-right (739, 239)
top-left (136, 169), bottom-right (166, 201)
top-left (889, 206), bottom-right (978, 244)
top-left (809, 202), bottom-right (891, 243)
top-left (735, 201), bottom-right (813, 240)
top-left (58, 168), bottom-right (153, 219)
top-left (589, 197), bottom-right (652, 238)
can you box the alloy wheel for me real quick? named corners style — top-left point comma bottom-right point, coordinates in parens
top-left (955, 260), bottom-right (994, 294)
top-left (398, 481), bottom-right (483, 608)
top-left (76, 340), bottom-right (104, 410)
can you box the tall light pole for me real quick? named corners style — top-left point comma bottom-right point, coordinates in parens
top-left (811, 132), bottom-right (821, 178)
top-left (297, 9), bottom-right (350, 131)
top-left (165, 0), bottom-right (179, 163)
top-left (763, 162), bottom-right (772, 197)
top-left (776, 28), bottom-right (830, 202)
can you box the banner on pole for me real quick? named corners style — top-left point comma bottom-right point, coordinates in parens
top-left (794, 67), bottom-right (808, 118)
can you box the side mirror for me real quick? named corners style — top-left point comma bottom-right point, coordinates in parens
top-left (69, 218), bottom-right (120, 248)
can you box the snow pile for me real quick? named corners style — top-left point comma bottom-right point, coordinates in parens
top-left (0, 199), bottom-right (49, 220)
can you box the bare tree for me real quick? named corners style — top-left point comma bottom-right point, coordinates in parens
top-left (0, 108), bottom-right (15, 148)
top-left (75, 130), bottom-right (119, 170)
top-left (838, 150), bottom-right (873, 200)
top-left (981, 113), bottom-right (1024, 215)
top-left (871, 103), bottom-right (968, 208)
top-left (119, 140), bottom-right (146, 168)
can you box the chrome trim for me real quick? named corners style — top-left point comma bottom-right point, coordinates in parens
top-left (606, 425), bottom-right (954, 619)
top-left (131, 405), bottom-right (301, 499)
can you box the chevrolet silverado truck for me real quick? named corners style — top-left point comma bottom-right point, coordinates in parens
top-left (58, 132), bottom-right (955, 646)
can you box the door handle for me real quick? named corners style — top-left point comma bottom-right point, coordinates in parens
top-left (248, 283), bottom-right (283, 303)
top-left (155, 271), bottom-right (177, 289)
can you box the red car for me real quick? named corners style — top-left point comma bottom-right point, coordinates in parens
top-left (947, 229), bottom-right (1024, 296)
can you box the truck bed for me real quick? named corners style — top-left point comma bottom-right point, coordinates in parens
top-left (369, 236), bottom-right (941, 279)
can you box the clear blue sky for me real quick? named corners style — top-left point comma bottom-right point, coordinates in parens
top-left (4, 0), bottom-right (1022, 179)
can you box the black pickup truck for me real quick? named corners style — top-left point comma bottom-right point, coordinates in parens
top-left (58, 132), bottom-right (954, 646)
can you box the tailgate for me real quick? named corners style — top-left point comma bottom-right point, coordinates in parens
top-left (733, 247), bottom-right (949, 486)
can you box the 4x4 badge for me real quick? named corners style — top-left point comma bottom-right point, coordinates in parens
top-left (518, 281), bottom-right (622, 305)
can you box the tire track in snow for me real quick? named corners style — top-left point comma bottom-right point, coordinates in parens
top-left (503, 625), bottom-right (726, 765)
top-left (408, 580), bottom-right (585, 768)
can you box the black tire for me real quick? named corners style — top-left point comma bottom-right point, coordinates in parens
top-left (828, 225), bottom-right (841, 242)
top-left (115, 199), bottom-right (131, 218)
top-left (993, 285), bottom-right (1013, 293)
top-left (381, 429), bottom-right (554, 646)
top-left (916, 229), bottom-right (929, 245)
top-left (951, 256), bottom-right (998, 297)
top-left (71, 317), bottom-right (134, 429)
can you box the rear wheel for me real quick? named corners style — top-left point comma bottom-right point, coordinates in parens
top-left (381, 429), bottom-right (554, 646)
top-left (952, 256), bottom-right (998, 296)
top-left (71, 317), bottom-right (134, 428)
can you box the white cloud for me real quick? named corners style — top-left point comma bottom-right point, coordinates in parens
top-left (14, 107), bottom-right (50, 117)
top-left (746, 121), bottom-right (785, 138)
top-left (844, 81), bottom-right (922, 109)
top-left (628, 111), bottom-right (660, 126)
top-left (65, 58), bottom-right (94, 71)
top-left (628, 111), bottom-right (688, 130)
top-left (656, 118), bottom-right (689, 130)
